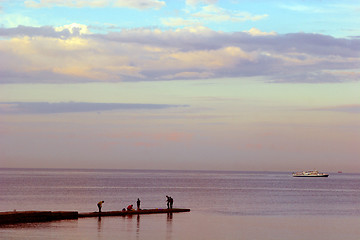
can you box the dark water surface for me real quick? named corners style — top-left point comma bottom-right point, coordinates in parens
top-left (1, 169), bottom-right (359, 239)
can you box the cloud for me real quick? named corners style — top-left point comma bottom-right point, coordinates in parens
top-left (55, 23), bottom-right (90, 35)
top-left (186, 0), bottom-right (218, 7)
top-left (192, 5), bottom-right (268, 23)
top-left (24, 0), bottom-right (166, 9)
top-left (161, 4), bottom-right (268, 27)
top-left (114, 0), bottom-right (165, 10)
top-left (0, 102), bottom-right (189, 114)
top-left (280, 4), bottom-right (326, 13)
top-left (245, 28), bottom-right (276, 36)
top-left (309, 105), bottom-right (360, 113)
top-left (161, 17), bottom-right (201, 27)
top-left (0, 25), bottom-right (359, 83)
top-left (24, 0), bottom-right (108, 8)
top-left (0, 25), bottom-right (86, 38)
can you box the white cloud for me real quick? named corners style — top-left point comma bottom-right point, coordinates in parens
top-left (245, 28), bottom-right (276, 36)
top-left (192, 5), bottom-right (268, 22)
top-left (24, 0), bottom-right (166, 9)
top-left (55, 23), bottom-right (90, 35)
top-left (1, 26), bottom-right (359, 83)
top-left (186, 0), bottom-right (218, 7)
top-left (280, 4), bottom-right (325, 13)
top-left (161, 17), bottom-right (200, 27)
top-left (161, 4), bottom-right (268, 28)
top-left (114, 0), bottom-right (165, 10)
top-left (24, 0), bottom-right (107, 8)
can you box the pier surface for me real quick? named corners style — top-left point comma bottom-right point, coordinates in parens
top-left (0, 208), bottom-right (190, 225)
top-left (79, 208), bottom-right (190, 218)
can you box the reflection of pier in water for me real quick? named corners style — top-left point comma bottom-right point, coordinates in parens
top-left (88, 209), bottom-right (184, 240)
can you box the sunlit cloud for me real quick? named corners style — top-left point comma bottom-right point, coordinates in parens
top-left (0, 24), bottom-right (359, 83)
top-left (245, 28), bottom-right (276, 36)
top-left (192, 5), bottom-right (268, 22)
top-left (114, 0), bottom-right (165, 10)
top-left (24, 0), bottom-right (108, 8)
top-left (24, 0), bottom-right (166, 9)
top-left (186, 0), bottom-right (218, 7)
top-left (55, 23), bottom-right (90, 35)
top-left (162, 4), bottom-right (268, 28)
top-left (161, 17), bottom-right (201, 27)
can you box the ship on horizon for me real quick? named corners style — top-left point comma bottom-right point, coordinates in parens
top-left (292, 170), bottom-right (329, 177)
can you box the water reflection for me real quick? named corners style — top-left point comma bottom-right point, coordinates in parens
top-left (97, 216), bottom-right (102, 239)
top-left (125, 214), bottom-right (134, 233)
top-left (166, 213), bottom-right (173, 240)
top-left (92, 213), bottom-right (175, 239)
top-left (97, 216), bottom-right (101, 230)
top-left (136, 215), bottom-right (140, 239)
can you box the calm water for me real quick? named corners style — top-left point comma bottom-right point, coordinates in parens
top-left (1, 168), bottom-right (359, 239)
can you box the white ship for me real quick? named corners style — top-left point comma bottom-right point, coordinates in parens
top-left (292, 170), bottom-right (329, 177)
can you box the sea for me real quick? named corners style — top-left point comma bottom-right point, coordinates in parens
top-left (0, 168), bottom-right (359, 240)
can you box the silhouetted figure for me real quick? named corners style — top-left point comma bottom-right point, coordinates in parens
top-left (169, 197), bottom-right (173, 209)
top-left (97, 201), bottom-right (104, 212)
top-left (166, 196), bottom-right (171, 209)
top-left (137, 198), bottom-right (141, 210)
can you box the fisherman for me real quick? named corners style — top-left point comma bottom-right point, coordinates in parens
top-left (97, 201), bottom-right (104, 213)
top-left (127, 204), bottom-right (134, 211)
top-left (169, 197), bottom-right (173, 209)
top-left (137, 198), bottom-right (141, 210)
top-left (166, 196), bottom-right (171, 209)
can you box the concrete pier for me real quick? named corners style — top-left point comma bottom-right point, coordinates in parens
top-left (0, 208), bottom-right (190, 225)
top-left (79, 208), bottom-right (190, 218)
top-left (0, 211), bottom-right (78, 225)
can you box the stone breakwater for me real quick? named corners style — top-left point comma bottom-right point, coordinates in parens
top-left (0, 208), bottom-right (191, 225)
top-left (0, 211), bottom-right (78, 225)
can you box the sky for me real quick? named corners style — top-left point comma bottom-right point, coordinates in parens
top-left (0, 0), bottom-right (359, 172)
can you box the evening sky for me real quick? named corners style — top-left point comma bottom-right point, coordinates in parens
top-left (0, 0), bottom-right (359, 172)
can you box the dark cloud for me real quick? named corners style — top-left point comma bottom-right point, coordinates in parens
top-left (0, 102), bottom-right (189, 114)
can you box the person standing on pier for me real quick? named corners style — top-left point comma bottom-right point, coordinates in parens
top-left (97, 201), bottom-right (104, 212)
top-left (166, 196), bottom-right (171, 209)
top-left (137, 198), bottom-right (141, 210)
top-left (169, 197), bottom-right (173, 209)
